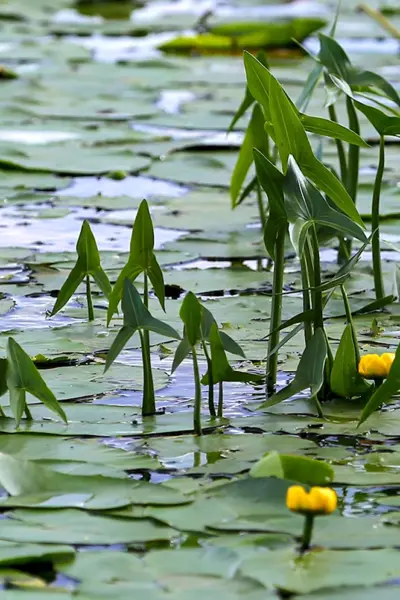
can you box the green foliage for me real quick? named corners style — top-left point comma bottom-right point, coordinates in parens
top-left (50, 220), bottom-right (111, 321)
top-left (250, 452), bottom-right (334, 485)
top-left (105, 280), bottom-right (180, 372)
top-left (259, 329), bottom-right (328, 409)
top-left (330, 325), bottom-right (371, 398)
top-left (107, 199), bottom-right (165, 325)
top-left (6, 338), bottom-right (67, 427)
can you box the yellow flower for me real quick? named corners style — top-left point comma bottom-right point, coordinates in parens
top-left (286, 485), bottom-right (337, 516)
top-left (358, 353), bottom-right (395, 379)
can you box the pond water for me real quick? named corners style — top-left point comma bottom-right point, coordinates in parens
top-left (0, 0), bottom-right (399, 597)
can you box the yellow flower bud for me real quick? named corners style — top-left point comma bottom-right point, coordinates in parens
top-left (358, 353), bottom-right (395, 379)
top-left (286, 485), bottom-right (337, 516)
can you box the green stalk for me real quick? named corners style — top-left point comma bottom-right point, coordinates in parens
top-left (24, 403), bottom-right (33, 420)
top-left (328, 103), bottom-right (347, 183)
top-left (256, 181), bottom-right (266, 230)
top-left (371, 135), bottom-right (386, 300)
top-left (300, 253), bottom-right (313, 345)
top-left (141, 273), bottom-right (155, 416)
top-left (0, 405), bottom-right (5, 418)
top-left (218, 381), bottom-right (224, 418)
top-left (202, 340), bottom-right (215, 417)
top-left (310, 227), bottom-right (324, 332)
top-left (86, 275), bottom-right (94, 322)
top-left (300, 514), bottom-right (315, 553)
top-left (344, 96), bottom-right (360, 257)
top-left (266, 227), bottom-right (286, 395)
top-left (192, 346), bottom-right (202, 435)
top-left (139, 329), bottom-right (155, 416)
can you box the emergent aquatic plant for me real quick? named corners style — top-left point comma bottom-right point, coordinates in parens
top-left (50, 220), bottom-right (111, 322)
top-left (105, 279), bottom-right (180, 416)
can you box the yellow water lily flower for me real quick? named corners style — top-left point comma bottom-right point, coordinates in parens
top-left (286, 485), bottom-right (337, 516)
top-left (358, 353), bottom-right (395, 379)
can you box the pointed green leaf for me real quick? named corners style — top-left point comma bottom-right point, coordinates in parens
top-left (284, 156), bottom-right (367, 247)
top-left (259, 328), bottom-right (327, 408)
top-left (350, 70), bottom-right (400, 108)
top-left (300, 114), bottom-right (369, 147)
top-left (91, 266), bottom-right (112, 299)
top-left (171, 336), bottom-right (191, 374)
top-left (6, 338), bottom-right (67, 426)
top-left (219, 331), bottom-right (246, 358)
top-left (148, 254), bottom-right (166, 311)
top-left (50, 262), bottom-right (85, 316)
top-left (179, 292), bottom-right (202, 347)
top-left (354, 101), bottom-right (400, 136)
top-left (359, 345), bottom-right (400, 425)
top-left (253, 149), bottom-right (287, 258)
top-left (77, 220), bottom-right (102, 273)
top-left (130, 199), bottom-right (155, 269)
top-left (330, 324), bottom-right (371, 398)
top-left (243, 51), bottom-right (272, 118)
top-left (202, 324), bottom-right (261, 385)
top-left (106, 262), bottom-right (142, 325)
top-left (318, 33), bottom-right (352, 81)
top-left (106, 280), bottom-right (179, 371)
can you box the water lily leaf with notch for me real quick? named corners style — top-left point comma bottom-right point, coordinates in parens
top-left (6, 338), bottom-right (67, 427)
top-left (253, 149), bottom-right (287, 259)
top-left (50, 220), bottom-right (111, 316)
top-left (330, 324), bottom-right (371, 399)
top-left (105, 280), bottom-right (180, 372)
top-left (259, 328), bottom-right (327, 409)
top-left (230, 103), bottom-right (269, 207)
top-left (107, 200), bottom-right (165, 325)
top-left (359, 345), bottom-right (400, 426)
top-left (250, 451), bottom-right (334, 485)
top-left (201, 324), bottom-right (262, 385)
top-left (283, 156), bottom-right (367, 255)
top-left (0, 453), bottom-right (188, 510)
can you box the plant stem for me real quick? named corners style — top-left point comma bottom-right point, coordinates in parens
top-left (202, 341), bottom-right (215, 417)
top-left (24, 403), bottom-right (33, 420)
top-left (0, 405), bottom-right (5, 418)
top-left (300, 253), bottom-right (313, 345)
top-left (371, 135), bottom-right (386, 300)
top-left (300, 514), bottom-right (315, 553)
top-left (140, 272), bottom-right (155, 416)
top-left (86, 275), bottom-right (94, 321)
top-left (328, 103), bottom-right (347, 183)
top-left (218, 381), bottom-right (224, 418)
top-left (140, 329), bottom-right (156, 416)
top-left (374, 378), bottom-right (383, 391)
top-left (192, 346), bottom-right (202, 435)
top-left (358, 4), bottom-right (400, 39)
top-left (344, 96), bottom-right (360, 257)
top-left (256, 181), bottom-right (266, 230)
top-left (266, 227), bottom-right (286, 395)
top-left (310, 227), bottom-right (324, 332)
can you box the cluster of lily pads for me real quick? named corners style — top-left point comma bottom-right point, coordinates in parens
top-left (0, 24), bottom-right (399, 439)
